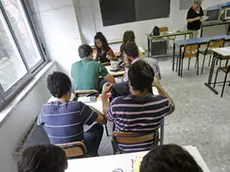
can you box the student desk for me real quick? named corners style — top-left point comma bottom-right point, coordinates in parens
top-left (66, 145), bottom-right (210, 172)
top-left (205, 47), bottom-right (230, 95)
top-left (172, 34), bottom-right (230, 76)
top-left (105, 66), bottom-right (126, 77)
top-left (201, 21), bottom-right (230, 37)
top-left (146, 30), bottom-right (194, 57)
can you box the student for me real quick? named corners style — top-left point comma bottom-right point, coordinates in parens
top-left (187, 0), bottom-right (204, 38)
top-left (72, 44), bottom-right (115, 91)
top-left (102, 61), bottom-right (175, 152)
top-left (37, 71), bottom-right (107, 156)
top-left (17, 144), bottom-right (68, 172)
top-left (94, 32), bottom-right (117, 63)
top-left (123, 42), bottom-right (161, 81)
top-left (120, 30), bottom-right (136, 59)
top-left (140, 144), bottom-right (203, 172)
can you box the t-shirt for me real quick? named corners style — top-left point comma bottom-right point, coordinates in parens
top-left (187, 6), bottom-right (204, 30)
top-left (107, 94), bottom-right (174, 152)
top-left (123, 57), bottom-right (160, 82)
top-left (71, 57), bottom-right (109, 90)
top-left (37, 101), bottom-right (98, 144)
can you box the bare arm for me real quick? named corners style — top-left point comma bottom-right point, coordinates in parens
top-left (102, 94), bottom-right (110, 119)
top-left (187, 17), bottom-right (200, 23)
top-left (95, 113), bottom-right (107, 125)
top-left (104, 74), bottom-right (116, 84)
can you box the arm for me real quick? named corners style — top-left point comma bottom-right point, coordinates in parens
top-left (99, 63), bottom-right (116, 84)
top-left (95, 113), bottom-right (107, 125)
top-left (187, 17), bottom-right (200, 23)
top-left (101, 83), bottom-right (113, 120)
top-left (104, 74), bottom-right (116, 84)
top-left (107, 49), bottom-right (118, 61)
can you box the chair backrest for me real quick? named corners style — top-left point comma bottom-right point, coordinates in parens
top-left (75, 90), bottom-right (99, 98)
top-left (183, 44), bottom-right (199, 58)
top-left (159, 26), bottom-right (168, 32)
top-left (56, 141), bottom-right (87, 159)
top-left (208, 39), bottom-right (225, 49)
top-left (112, 132), bottom-right (158, 153)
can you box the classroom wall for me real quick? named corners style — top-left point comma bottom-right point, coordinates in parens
top-left (0, 63), bottom-right (56, 172)
top-left (28, 0), bottom-right (82, 76)
top-left (75, 0), bottom-right (228, 49)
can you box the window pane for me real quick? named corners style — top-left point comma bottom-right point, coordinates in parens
top-left (2, 0), bottom-right (43, 68)
top-left (0, 10), bottom-right (27, 91)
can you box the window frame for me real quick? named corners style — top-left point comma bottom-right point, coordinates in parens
top-left (0, 0), bottom-right (49, 111)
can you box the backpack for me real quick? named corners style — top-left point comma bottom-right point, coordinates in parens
top-left (150, 26), bottom-right (160, 36)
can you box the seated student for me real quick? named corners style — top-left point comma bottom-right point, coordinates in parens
top-left (17, 144), bottom-right (68, 172)
top-left (120, 30), bottom-right (136, 59)
top-left (94, 32), bottom-right (117, 63)
top-left (140, 144), bottom-right (203, 172)
top-left (37, 72), bottom-right (107, 156)
top-left (102, 61), bottom-right (175, 153)
top-left (72, 44), bottom-right (115, 91)
top-left (123, 42), bottom-right (161, 81)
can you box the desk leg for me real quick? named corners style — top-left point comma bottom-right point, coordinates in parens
top-left (201, 27), bottom-right (203, 37)
top-left (172, 43), bottom-right (175, 71)
top-left (160, 120), bottom-right (164, 145)
top-left (178, 46), bottom-right (182, 76)
top-left (147, 37), bottom-right (150, 57)
top-left (204, 53), bottom-right (219, 94)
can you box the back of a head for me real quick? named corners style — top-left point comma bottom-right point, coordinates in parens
top-left (128, 60), bottom-right (154, 92)
top-left (17, 144), bottom-right (67, 172)
top-left (47, 71), bottom-right (71, 98)
top-left (123, 42), bottom-right (139, 59)
top-left (78, 44), bottom-right (93, 58)
top-left (140, 144), bottom-right (203, 172)
top-left (123, 30), bottom-right (136, 44)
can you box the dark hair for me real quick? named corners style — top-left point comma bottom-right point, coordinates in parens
top-left (17, 144), bottom-right (68, 172)
top-left (94, 32), bottom-right (110, 56)
top-left (128, 60), bottom-right (154, 92)
top-left (123, 42), bottom-right (139, 59)
top-left (47, 71), bottom-right (71, 98)
top-left (140, 144), bottom-right (203, 172)
top-left (78, 44), bottom-right (93, 58)
top-left (122, 30), bottom-right (135, 44)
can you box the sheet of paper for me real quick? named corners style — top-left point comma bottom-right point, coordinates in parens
top-left (201, 16), bottom-right (209, 22)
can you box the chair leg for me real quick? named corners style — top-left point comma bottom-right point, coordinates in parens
top-left (221, 73), bottom-right (228, 98)
top-left (181, 58), bottom-right (184, 77)
top-left (104, 124), bottom-right (109, 137)
top-left (201, 54), bottom-right (206, 74)
top-left (208, 55), bottom-right (212, 66)
top-left (188, 58), bottom-right (191, 71)
top-left (197, 56), bottom-right (199, 75)
top-left (214, 69), bottom-right (219, 88)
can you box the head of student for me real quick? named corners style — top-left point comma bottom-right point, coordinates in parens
top-left (128, 60), bottom-right (154, 94)
top-left (122, 30), bottom-right (135, 44)
top-left (123, 42), bottom-right (139, 67)
top-left (47, 71), bottom-right (72, 100)
top-left (193, 0), bottom-right (202, 10)
top-left (17, 144), bottom-right (68, 172)
top-left (140, 144), bottom-right (203, 172)
top-left (78, 44), bottom-right (93, 59)
top-left (94, 32), bottom-right (109, 50)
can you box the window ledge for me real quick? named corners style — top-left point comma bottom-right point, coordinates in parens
top-left (0, 62), bottom-right (55, 125)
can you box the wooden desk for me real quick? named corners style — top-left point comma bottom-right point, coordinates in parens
top-left (205, 47), bottom-right (230, 95)
top-left (66, 145), bottom-right (210, 172)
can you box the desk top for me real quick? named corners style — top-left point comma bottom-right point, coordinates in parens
top-left (212, 47), bottom-right (230, 58)
top-left (173, 34), bottom-right (230, 46)
top-left (147, 30), bottom-right (193, 39)
top-left (66, 145), bottom-right (210, 172)
top-left (202, 20), bottom-right (230, 27)
top-left (105, 66), bottom-right (126, 77)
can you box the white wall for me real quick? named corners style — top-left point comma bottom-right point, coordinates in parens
top-left (75, 0), bottom-right (229, 49)
top-left (0, 63), bottom-right (56, 172)
top-left (29, 0), bottom-right (82, 76)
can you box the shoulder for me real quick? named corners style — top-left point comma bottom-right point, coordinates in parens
top-left (110, 96), bottom-right (127, 105)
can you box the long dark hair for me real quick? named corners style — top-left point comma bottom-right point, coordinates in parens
top-left (94, 32), bottom-right (110, 58)
top-left (120, 30), bottom-right (136, 58)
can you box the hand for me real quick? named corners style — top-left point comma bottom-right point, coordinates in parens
top-left (102, 82), bottom-right (113, 95)
top-left (196, 16), bottom-right (201, 21)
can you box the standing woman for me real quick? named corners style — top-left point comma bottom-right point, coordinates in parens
top-left (120, 30), bottom-right (136, 59)
top-left (94, 32), bottom-right (117, 63)
top-left (187, 0), bottom-right (204, 38)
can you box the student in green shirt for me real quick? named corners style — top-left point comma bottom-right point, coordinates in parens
top-left (72, 44), bottom-right (115, 91)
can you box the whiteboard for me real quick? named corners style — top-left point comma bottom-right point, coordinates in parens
top-left (180, 0), bottom-right (193, 10)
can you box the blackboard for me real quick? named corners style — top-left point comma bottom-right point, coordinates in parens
top-left (100, 0), bottom-right (171, 26)
top-left (180, 0), bottom-right (193, 10)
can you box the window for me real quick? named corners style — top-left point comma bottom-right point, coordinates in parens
top-left (0, 0), bottom-right (47, 111)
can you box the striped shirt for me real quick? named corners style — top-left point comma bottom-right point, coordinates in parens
top-left (37, 101), bottom-right (98, 144)
top-left (108, 94), bottom-right (174, 152)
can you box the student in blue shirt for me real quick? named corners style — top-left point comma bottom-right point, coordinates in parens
top-left (37, 72), bottom-right (106, 156)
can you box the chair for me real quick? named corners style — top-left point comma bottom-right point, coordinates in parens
top-left (75, 90), bottom-right (109, 137)
top-left (111, 131), bottom-right (159, 154)
top-left (179, 43), bottom-right (200, 77)
top-left (56, 141), bottom-right (87, 159)
top-left (159, 26), bottom-right (176, 41)
top-left (214, 65), bottom-right (230, 97)
top-left (199, 39), bottom-right (225, 74)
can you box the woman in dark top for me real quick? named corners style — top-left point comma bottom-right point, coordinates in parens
top-left (120, 30), bottom-right (136, 59)
top-left (187, 0), bottom-right (204, 38)
top-left (94, 32), bottom-right (116, 63)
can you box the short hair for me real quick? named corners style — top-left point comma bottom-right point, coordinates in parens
top-left (194, 0), bottom-right (202, 5)
top-left (17, 144), bottom-right (68, 172)
top-left (78, 44), bottom-right (93, 58)
top-left (123, 42), bottom-right (139, 58)
top-left (140, 144), bottom-right (203, 172)
top-left (47, 71), bottom-right (71, 98)
top-left (128, 60), bottom-right (154, 92)
top-left (122, 30), bottom-right (136, 44)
